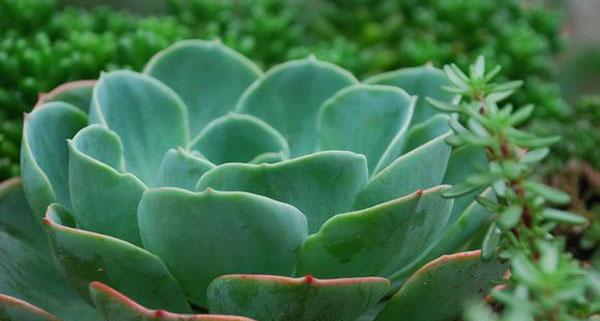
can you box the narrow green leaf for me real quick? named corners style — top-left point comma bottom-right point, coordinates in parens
top-left (481, 224), bottom-right (501, 261)
top-left (541, 209), bottom-right (587, 225)
top-left (508, 104), bottom-right (535, 126)
top-left (522, 181), bottom-right (571, 205)
top-left (521, 148), bottom-right (550, 164)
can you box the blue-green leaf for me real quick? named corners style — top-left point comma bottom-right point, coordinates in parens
top-left (144, 40), bottom-right (262, 136)
top-left (317, 84), bottom-right (414, 174)
top-left (21, 102), bottom-right (87, 217)
top-left (236, 57), bottom-right (358, 156)
top-left (197, 151), bottom-right (368, 233)
top-left (156, 148), bottom-right (214, 190)
top-left (91, 70), bottom-right (188, 184)
top-left (138, 188), bottom-right (308, 306)
top-left (189, 113), bottom-right (289, 164)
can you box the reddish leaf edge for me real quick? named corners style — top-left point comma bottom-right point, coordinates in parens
top-left (0, 293), bottom-right (61, 321)
top-left (34, 80), bottom-right (96, 108)
top-left (214, 274), bottom-right (390, 287)
top-left (89, 282), bottom-right (256, 321)
top-left (0, 177), bottom-right (21, 198)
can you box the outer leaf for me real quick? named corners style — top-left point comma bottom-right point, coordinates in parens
top-left (317, 84), bottom-right (415, 174)
top-left (236, 56), bottom-right (358, 156)
top-left (43, 204), bottom-right (191, 313)
top-left (144, 40), bottom-right (262, 136)
top-left (208, 275), bottom-right (389, 321)
top-left (197, 151), bottom-right (368, 233)
top-left (0, 232), bottom-right (101, 321)
top-left (297, 186), bottom-right (453, 282)
top-left (364, 65), bottom-right (455, 126)
top-left (396, 189), bottom-right (495, 283)
top-left (189, 113), bottom-right (289, 164)
top-left (91, 70), bottom-right (188, 184)
top-left (138, 188), bottom-right (308, 307)
top-left (0, 294), bottom-right (61, 321)
top-left (0, 178), bottom-right (49, 257)
top-left (156, 148), bottom-right (215, 190)
top-left (68, 126), bottom-right (146, 246)
top-left (354, 134), bottom-right (451, 209)
top-left (20, 102), bottom-right (87, 218)
top-left (0, 181), bottom-right (101, 321)
top-left (90, 282), bottom-right (256, 321)
top-left (35, 80), bottom-right (95, 113)
top-left (374, 251), bottom-right (505, 321)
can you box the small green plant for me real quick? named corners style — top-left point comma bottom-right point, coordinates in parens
top-left (1, 39), bottom-right (504, 321)
top-left (427, 57), bottom-right (599, 321)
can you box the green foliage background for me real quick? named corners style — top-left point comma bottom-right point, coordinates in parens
top-left (0, 0), bottom-right (570, 179)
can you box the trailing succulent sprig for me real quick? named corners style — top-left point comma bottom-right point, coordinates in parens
top-left (427, 57), bottom-right (599, 321)
top-left (0, 40), bottom-right (506, 321)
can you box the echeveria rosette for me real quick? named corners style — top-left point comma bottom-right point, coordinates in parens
top-left (1, 40), bottom-right (503, 321)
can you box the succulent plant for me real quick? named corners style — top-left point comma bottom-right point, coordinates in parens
top-left (1, 40), bottom-right (504, 321)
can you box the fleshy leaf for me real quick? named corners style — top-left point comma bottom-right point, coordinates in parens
top-left (21, 102), bottom-right (87, 217)
top-left (249, 151), bottom-right (286, 164)
top-left (35, 80), bottom-right (96, 113)
top-left (208, 275), bottom-right (389, 321)
top-left (189, 113), bottom-right (289, 165)
top-left (297, 186), bottom-right (452, 281)
top-left (236, 57), bottom-right (358, 156)
top-left (374, 251), bottom-right (505, 321)
top-left (0, 231), bottom-right (101, 321)
top-left (354, 134), bottom-right (451, 209)
top-left (388, 190), bottom-right (495, 286)
top-left (90, 282), bottom-right (256, 321)
top-left (0, 294), bottom-right (61, 321)
top-left (68, 126), bottom-right (145, 246)
top-left (443, 144), bottom-right (488, 223)
top-left (317, 84), bottom-right (415, 174)
top-left (372, 111), bottom-right (450, 175)
top-left (197, 151), bottom-right (368, 233)
top-left (91, 70), bottom-right (188, 184)
top-left (0, 181), bottom-right (101, 321)
top-left (156, 148), bottom-right (215, 190)
top-left (43, 204), bottom-right (191, 313)
top-left (402, 114), bottom-right (451, 153)
top-left (0, 178), bottom-right (50, 257)
top-left (138, 188), bottom-right (308, 307)
top-left (364, 65), bottom-right (455, 126)
top-left (144, 40), bottom-right (262, 136)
